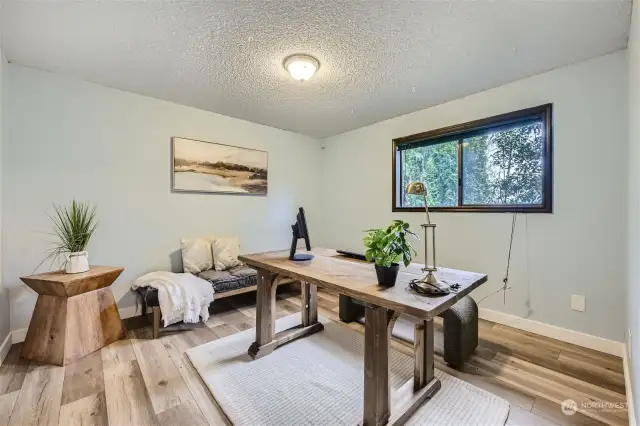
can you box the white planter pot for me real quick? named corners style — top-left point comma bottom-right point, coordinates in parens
top-left (65, 251), bottom-right (89, 274)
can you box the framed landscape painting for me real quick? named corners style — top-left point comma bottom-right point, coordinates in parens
top-left (172, 137), bottom-right (268, 195)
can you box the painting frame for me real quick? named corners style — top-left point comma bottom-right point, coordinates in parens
top-left (171, 137), bottom-right (269, 196)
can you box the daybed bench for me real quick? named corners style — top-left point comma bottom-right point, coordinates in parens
top-left (136, 265), bottom-right (292, 338)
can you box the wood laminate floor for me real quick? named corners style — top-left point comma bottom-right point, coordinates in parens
top-left (0, 286), bottom-right (629, 426)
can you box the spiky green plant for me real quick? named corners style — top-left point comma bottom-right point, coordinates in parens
top-left (37, 200), bottom-right (98, 271)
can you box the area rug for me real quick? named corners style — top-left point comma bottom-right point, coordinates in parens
top-left (186, 314), bottom-right (509, 426)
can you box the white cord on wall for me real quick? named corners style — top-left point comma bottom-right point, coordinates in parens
top-left (478, 212), bottom-right (517, 305)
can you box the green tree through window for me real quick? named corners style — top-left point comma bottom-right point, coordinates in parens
top-left (401, 141), bottom-right (458, 207)
top-left (394, 105), bottom-right (552, 213)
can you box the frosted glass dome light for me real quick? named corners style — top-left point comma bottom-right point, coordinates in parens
top-left (284, 55), bottom-right (320, 82)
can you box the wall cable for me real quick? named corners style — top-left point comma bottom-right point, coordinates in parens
top-left (478, 212), bottom-right (516, 305)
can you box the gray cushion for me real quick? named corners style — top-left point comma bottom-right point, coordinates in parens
top-left (227, 265), bottom-right (258, 278)
top-left (197, 265), bottom-right (257, 293)
top-left (197, 268), bottom-right (233, 283)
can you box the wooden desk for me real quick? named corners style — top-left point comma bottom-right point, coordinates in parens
top-left (239, 248), bottom-right (487, 426)
top-left (20, 266), bottom-right (126, 366)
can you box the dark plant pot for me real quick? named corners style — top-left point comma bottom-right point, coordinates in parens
top-left (375, 263), bottom-right (400, 287)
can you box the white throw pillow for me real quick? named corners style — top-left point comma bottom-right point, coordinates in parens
top-left (212, 237), bottom-right (242, 271)
top-left (181, 237), bottom-right (215, 274)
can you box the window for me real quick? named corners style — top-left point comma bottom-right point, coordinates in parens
top-left (392, 104), bottom-right (553, 213)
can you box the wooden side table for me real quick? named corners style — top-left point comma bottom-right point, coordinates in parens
top-left (20, 266), bottom-right (126, 365)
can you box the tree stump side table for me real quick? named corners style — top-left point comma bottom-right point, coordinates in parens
top-left (20, 266), bottom-right (126, 366)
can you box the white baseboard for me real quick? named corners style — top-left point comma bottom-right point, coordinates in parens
top-left (479, 308), bottom-right (624, 357)
top-left (0, 332), bottom-right (11, 366)
top-left (11, 304), bottom-right (142, 344)
top-left (623, 343), bottom-right (637, 426)
top-left (11, 328), bottom-right (26, 344)
top-left (118, 305), bottom-right (142, 319)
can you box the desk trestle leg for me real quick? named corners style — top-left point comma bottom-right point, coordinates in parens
top-left (362, 306), bottom-right (399, 426)
top-left (248, 269), bottom-right (278, 359)
top-left (414, 320), bottom-right (435, 389)
top-left (248, 273), bottom-right (324, 360)
top-left (301, 281), bottom-right (318, 326)
top-left (387, 320), bottom-right (441, 426)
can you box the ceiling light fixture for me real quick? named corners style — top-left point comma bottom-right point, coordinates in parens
top-left (284, 54), bottom-right (320, 82)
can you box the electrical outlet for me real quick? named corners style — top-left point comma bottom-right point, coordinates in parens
top-left (570, 294), bottom-right (586, 312)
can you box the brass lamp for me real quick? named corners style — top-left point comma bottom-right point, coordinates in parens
top-left (405, 181), bottom-right (449, 293)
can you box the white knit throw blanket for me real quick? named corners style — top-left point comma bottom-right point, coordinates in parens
top-left (132, 271), bottom-right (215, 327)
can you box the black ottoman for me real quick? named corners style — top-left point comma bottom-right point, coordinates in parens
top-left (439, 296), bottom-right (478, 368)
top-left (339, 294), bottom-right (364, 322)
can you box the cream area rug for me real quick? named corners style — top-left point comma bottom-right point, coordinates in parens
top-left (186, 314), bottom-right (509, 426)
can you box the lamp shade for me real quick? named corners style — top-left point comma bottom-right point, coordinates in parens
top-left (405, 181), bottom-right (427, 196)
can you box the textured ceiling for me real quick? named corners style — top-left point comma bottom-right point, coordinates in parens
top-left (0, 1), bottom-right (632, 138)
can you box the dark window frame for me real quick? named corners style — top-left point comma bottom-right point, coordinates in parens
top-left (392, 104), bottom-right (553, 213)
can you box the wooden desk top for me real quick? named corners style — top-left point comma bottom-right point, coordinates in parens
top-left (20, 266), bottom-right (124, 297)
top-left (239, 248), bottom-right (487, 320)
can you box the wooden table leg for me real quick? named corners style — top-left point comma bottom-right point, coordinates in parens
top-left (248, 273), bottom-right (324, 360)
top-left (301, 281), bottom-right (318, 327)
top-left (387, 320), bottom-right (442, 425)
top-left (414, 320), bottom-right (434, 390)
top-left (248, 269), bottom-right (278, 359)
top-left (152, 306), bottom-right (161, 339)
top-left (363, 306), bottom-right (398, 426)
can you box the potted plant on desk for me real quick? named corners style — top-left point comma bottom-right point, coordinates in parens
top-left (363, 220), bottom-right (418, 287)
